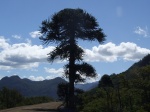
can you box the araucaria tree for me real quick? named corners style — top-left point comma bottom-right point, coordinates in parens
top-left (40, 8), bottom-right (105, 109)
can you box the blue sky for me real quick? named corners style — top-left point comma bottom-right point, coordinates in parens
top-left (0, 0), bottom-right (150, 82)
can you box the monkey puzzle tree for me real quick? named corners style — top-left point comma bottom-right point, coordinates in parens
top-left (40, 8), bottom-right (105, 109)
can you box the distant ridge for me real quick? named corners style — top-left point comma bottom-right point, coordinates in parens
top-left (0, 76), bottom-right (66, 99)
top-left (128, 54), bottom-right (150, 69)
top-left (75, 81), bottom-right (98, 91)
top-left (0, 75), bottom-right (98, 99)
top-left (120, 54), bottom-right (150, 79)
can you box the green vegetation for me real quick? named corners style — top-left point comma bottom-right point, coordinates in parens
top-left (57, 82), bottom-right (84, 107)
top-left (77, 54), bottom-right (150, 112)
top-left (0, 87), bottom-right (23, 109)
top-left (0, 87), bottom-right (53, 110)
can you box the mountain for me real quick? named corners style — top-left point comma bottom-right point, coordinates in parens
top-left (0, 75), bottom-right (98, 99)
top-left (130, 54), bottom-right (150, 68)
top-left (0, 76), bottom-right (66, 99)
top-left (75, 81), bottom-right (98, 91)
top-left (122, 54), bottom-right (150, 79)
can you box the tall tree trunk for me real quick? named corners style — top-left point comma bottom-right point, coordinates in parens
top-left (68, 70), bottom-right (75, 109)
top-left (68, 33), bottom-right (76, 109)
top-left (68, 61), bottom-right (75, 109)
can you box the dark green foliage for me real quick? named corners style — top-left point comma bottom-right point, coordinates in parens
top-left (64, 62), bottom-right (97, 83)
top-left (40, 8), bottom-right (105, 44)
top-left (99, 74), bottom-right (113, 88)
top-left (0, 87), bottom-right (53, 110)
top-left (57, 82), bottom-right (84, 107)
top-left (57, 82), bottom-right (69, 106)
top-left (0, 87), bottom-right (23, 109)
top-left (77, 55), bottom-right (150, 112)
top-left (21, 96), bottom-right (53, 106)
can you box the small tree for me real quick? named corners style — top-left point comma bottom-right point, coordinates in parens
top-left (57, 82), bottom-right (69, 106)
top-left (40, 8), bottom-right (105, 109)
top-left (99, 74), bottom-right (114, 112)
top-left (57, 82), bottom-right (84, 107)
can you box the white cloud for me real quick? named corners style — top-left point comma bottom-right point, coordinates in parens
top-left (0, 36), bottom-right (10, 49)
top-left (84, 42), bottom-right (150, 62)
top-left (44, 68), bottom-right (63, 74)
top-left (29, 67), bottom-right (64, 81)
top-left (44, 67), bottom-right (64, 76)
top-left (29, 75), bottom-right (44, 81)
top-left (45, 76), bottom-right (60, 80)
top-left (29, 31), bottom-right (42, 38)
top-left (44, 67), bottom-right (64, 78)
top-left (134, 26), bottom-right (149, 37)
top-left (78, 74), bottom-right (102, 83)
top-left (1, 35), bottom-right (150, 70)
top-left (25, 38), bottom-right (32, 44)
top-left (0, 36), bottom-right (55, 70)
top-left (27, 74), bottom-right (100, 82)
top-left (12, 35), bottom-right (21, 39)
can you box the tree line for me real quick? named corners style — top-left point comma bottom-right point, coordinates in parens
top-left (0, 87), bottom-right (53, 110)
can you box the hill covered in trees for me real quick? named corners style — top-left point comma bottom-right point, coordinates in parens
top-left (0, 75), bottom-right (98, 99)
top-left (77, 54), bottom-right (150, 112)
top-left (0, 76), bottom-right (66, 99)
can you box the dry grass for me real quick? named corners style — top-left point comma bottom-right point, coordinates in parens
top-left (0, 102), bottom-right (62, 112)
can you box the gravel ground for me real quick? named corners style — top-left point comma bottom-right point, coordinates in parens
top-left (0, 102), bottom-right (62, 112)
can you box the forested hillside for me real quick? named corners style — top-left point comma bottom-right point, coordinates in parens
top-left (77, 54), bottom-right (150, 112)
top-left (0, 76), bottom-right (66, 99)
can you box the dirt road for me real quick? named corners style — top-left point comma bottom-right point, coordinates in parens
top-left (0, 102), bottom-right (62, 112)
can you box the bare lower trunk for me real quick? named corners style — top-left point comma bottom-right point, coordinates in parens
top-left (68, 33), bottom-right (76, 109)
top-left (68, 74), bottom-right (75, 109)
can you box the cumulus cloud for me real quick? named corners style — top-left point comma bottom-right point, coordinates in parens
top-left (44, 67), bottom-right (63, 74)
top-left (29, 31), bottom-right (42, 38)
top-left (0, 36), bottom-right (55, 70)
top-left (29, 75), bottom-right (45, 81)
top-left (134, 26), bottom-right (149, 37)
top-left (84, 42), bottom-right (150, 62)
top-left (44, 67), bottom-right (64, 79)
top-left (28, 67), bottom-right (64, 81)
top-left (1, 36), bottom-right (150, 70)
top-left (0, 36), bottom-right (10, 49)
